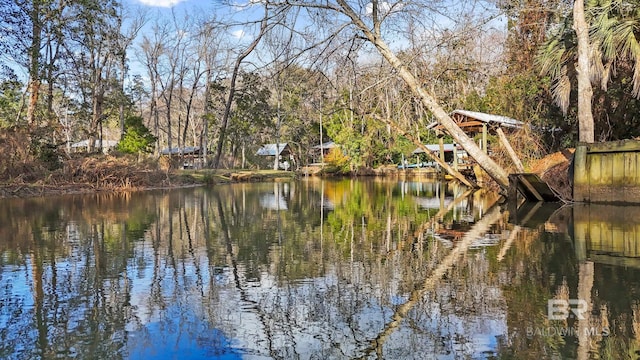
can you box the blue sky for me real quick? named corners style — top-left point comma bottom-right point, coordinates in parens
top-left (131, 0), bottom-right (196, 8)
top-left (126, 0), bottom-right (258, 40)
top-left (122, 0), bottom-right (265, 79)
top-left (127, 0), bottom-right (242, 17)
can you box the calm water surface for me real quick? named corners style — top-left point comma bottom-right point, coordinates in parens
top-left (1, 178), bottom-right (639, 359)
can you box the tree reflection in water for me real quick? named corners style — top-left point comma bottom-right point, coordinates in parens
top-left (0, 179), bottom-right (639, 359)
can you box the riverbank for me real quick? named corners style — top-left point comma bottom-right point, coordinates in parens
top-left (0, 154), bottom-right (297, 199)
top-left (0, 170), bottom-right (297, 198)
top-left (0, 149), bottom-right (572, 200)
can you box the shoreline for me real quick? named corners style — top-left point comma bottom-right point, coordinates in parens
top-left (0, 166), bottom-right (455, 200)
top-left (0, 169), bottom-right (298, 199)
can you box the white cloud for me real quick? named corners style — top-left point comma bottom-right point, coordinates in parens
top-left (231, 29), bottom-right (245, 39)
top-left (136, 0), bottom-right (188, 8)
top-left (231, 0), bottom-right (263, 11)
top-left (365, 2), bottom-right (401, 16)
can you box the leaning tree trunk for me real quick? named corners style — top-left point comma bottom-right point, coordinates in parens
top-left (377, 115), bottom-right (477, 188)
top-left (336, 0), bottom-right (510, 189)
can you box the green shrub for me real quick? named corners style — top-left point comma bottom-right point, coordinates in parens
top-left (117, 115), bottom-right (156, 154)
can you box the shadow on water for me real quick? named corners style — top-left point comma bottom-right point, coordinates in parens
top-left (1, 180), bottom-right (640, 359)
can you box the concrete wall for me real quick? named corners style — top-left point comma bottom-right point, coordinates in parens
top-left (573, 140), bottom-right (640, 204)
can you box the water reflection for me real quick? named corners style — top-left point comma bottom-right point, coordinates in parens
top-left (1, 179), bottom-right (640, 359)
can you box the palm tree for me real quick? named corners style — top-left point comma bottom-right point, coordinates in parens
top-left (590, 0), bottom-right (640, 97)
top-left (537, 0), bottom-right (640, 141)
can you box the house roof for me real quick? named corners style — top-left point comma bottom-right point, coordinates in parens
top-left (71, 139), bottom-right (119, 148)
top-left (160, 146), bottom-right (201, 155)
top-left (313, 141), bottom-right (338, 150)
top-left (452, 110), bottom-right (524, 128)
top-left (256, 143), bottom-right (289, 156)
top-left (426, 110), bottom-right (524, 133)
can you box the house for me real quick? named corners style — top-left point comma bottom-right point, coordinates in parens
top-left (71, 139), bottom-right (118, 153)
top-left (426, 110), bottom-right (524, 155)
top-left (159, 146), bottom-right (203, 169)
top-left (426, 110), bottom-right (524, 133)
top-left (410, 143), bottom-right (468, 167)
top-left (256, 143), bottom-right (291, 157)
top-left (159, 146), bottom-right (201, 156)
top-left (313, 141), bottom-right (339, 157)
top-left (312, 141), bottom-right (340, 164)
top-left (256, 143), bottom-right (293, 170)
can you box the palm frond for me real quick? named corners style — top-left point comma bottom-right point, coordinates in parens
top-left (551, 68), bottom-right (572, 115)
top-left (537, 39), bottom-right (570, 80)
top-left (634, 55), bottom-right (640, 98)
top-left (614, 20), bottom-right (640, 60)
top-left (592, 15), bottom-right (618, 61)
top-left (590, 41), bottom-right (605, 86)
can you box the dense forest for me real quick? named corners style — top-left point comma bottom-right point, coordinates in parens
top-left (1, 0), bottom-right (639, 173)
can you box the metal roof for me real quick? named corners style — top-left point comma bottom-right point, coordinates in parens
top-left (313, 141), bottom-right (338, 150)
top-left (452, 110), bottom-right (524, 128)
top-left (426, 110), bottom-right (524, 130)
top-left (71, 139), bottom-right (119, 148)
top-left (160, 146), bottom-right (201, 155)
top-left (256, 143), bottom-right (289, 156)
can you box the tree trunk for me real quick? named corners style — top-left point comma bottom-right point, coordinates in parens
top-left (377, 115), bottom-right (477, 188)
top-left (27, 0), bottom-right (42, 125)
top-left (166, 83), bottom-right (173, 152)
top-left (120, 55), bottom-right (126, 141)
top-left (573, 0), bottom-right (595, 143)
top-left (202, 69), bottom-right (212, 164)
top-left (150, 75), bottom-right (159, 154)
top-left (274, 89), bottom-right (281, 171)
top-left (213, 6), bottom-right (268, 169)
top-left (576, 261), bottom-right (594, 360)
top-left (336, 0), bottom-right (510, 189)
top-left (89, 78), bottom-right (104, 153)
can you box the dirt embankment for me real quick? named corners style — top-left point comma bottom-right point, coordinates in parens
top-left (530, 149), bottom-right (575, 201)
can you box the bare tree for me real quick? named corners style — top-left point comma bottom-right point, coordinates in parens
top-left (26, 0), bottom-right (42, 125)
top-left (116, 6), bottom-right (147, 140)
top-left (196, 18), bottom-right (229, 162)
top-left (156, 11), bottom-right (188, 153)
top-left (270, 0), bottom-right (510, 188)
top-left (139, 22), bottom-right (166, 153)
top-left (64, 0), bottom-right (123, 152)
top-left (212, 5), bottom-right (271, 168)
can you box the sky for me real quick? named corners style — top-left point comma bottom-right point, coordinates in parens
top-left (122, 0), bottom-right (258, 77)
top-left (127, 0), bottom-right (242, 18)
top-left (125, 0), bottom-right (257, 41)
top-left (133, 0), bottom-right (193, 8)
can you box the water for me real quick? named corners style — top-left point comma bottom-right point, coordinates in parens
top-left (0, 178), bottom-right (638, 359)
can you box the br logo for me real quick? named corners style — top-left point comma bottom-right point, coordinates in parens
top-left (547, 299), bottom-right (588, 320)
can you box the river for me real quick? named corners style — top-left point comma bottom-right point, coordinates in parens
top-left (0, 178), bottom-right (638, 359)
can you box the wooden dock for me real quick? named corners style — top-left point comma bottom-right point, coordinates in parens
top-left (508, 173), bottom-right (561, 202)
